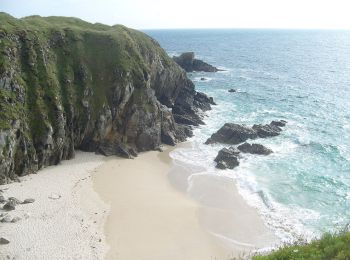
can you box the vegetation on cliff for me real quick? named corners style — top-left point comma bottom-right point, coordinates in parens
top-left (0, 13), bottom-right (213, 183)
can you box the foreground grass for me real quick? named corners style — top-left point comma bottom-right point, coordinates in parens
top-left (253, 232), bottom-right (350, 260)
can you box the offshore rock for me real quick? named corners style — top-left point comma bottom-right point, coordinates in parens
top-left (206, 120), bottom-right (287, 145)
top-left (237, 142), bottom-right (273, 155)
top-left (0, 13), bottom-right (214, 183)
top-left (214, 147), bottom-right (240, 169)
top-left (205, 123), bottom-right (258, 145)
top-left (173, 52), bottom-right (221, 72)
top-left (253, 120), bottom-right (286, 138)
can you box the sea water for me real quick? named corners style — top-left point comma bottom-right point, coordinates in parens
top-left (145, 29), bottom-right (350, 243)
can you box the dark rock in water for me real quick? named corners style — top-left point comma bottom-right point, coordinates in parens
top-left (214, 147), bottom-right (240, 169)
top-left (200, 77), bottom-right (206, 81)
top-left (3, 201), bottom-right (16, 211)
top-left (237, 142), bottom-right (273, 155)
top-left (252, 123), bottom-right (282, 138)
top-left (173, 52), bottom-right (221, 72)
top-left (0, 237), bottom-right (10, 245)
top-left (0, 195), bottom-right (5, 203)
top-left (205, 123), bottom-right (258, 145)
top-left (206, 120), bottom-right (287, 145)
top-left (22, 198), bottom-right (35, 204)
top-left (270, 120), bottom-right (287, 127)
top-left (228, 89), bottom-right (236, 93)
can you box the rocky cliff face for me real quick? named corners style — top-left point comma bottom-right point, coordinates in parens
top-left (0, 13), bottom-right (213, 184)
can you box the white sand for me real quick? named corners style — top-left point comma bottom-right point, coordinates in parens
top-left (93, 147), bottom-right (277, 260)
top-left (0, 146), bottom-right (278, 260)
top-left (0, 151), bottom-right (109, 260)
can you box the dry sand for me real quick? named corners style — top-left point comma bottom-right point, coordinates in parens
top-left (0, 152), bottom-right (109, 260)
top-left (93, 147), bottom-right (277, 260)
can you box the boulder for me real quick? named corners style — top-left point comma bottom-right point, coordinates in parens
top-left (22, 198), bottom-right (35, 204)
top-left (0, 237), bottom-right (10, 245)
top-left (237, 142), bottom-right (273, 155)
top-left (206, 123), bottom-right (258, 145)
top-left (8, 197), bottom-right (22, 205)
top-left (214, 147), bottom-right (240, 169)
top-left (3, 201), bottom-right (16, 211)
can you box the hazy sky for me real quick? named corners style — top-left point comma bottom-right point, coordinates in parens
top-left (2, 0), bottom-right (350, 29)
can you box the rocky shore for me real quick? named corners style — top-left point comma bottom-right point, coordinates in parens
top-left (207, 120), bottom-right (287, 169)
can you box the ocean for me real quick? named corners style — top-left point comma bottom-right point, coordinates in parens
top-left (145, 29), bottom-right (350, 243)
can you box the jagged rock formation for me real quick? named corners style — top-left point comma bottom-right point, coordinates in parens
top-left (205, 120), bottom-right (287, 145)
top-left (173, 52), bottom-right (221, 72)
top-left (0, 13), bottom-right (214, 184)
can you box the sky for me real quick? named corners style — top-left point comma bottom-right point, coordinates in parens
top-left (1, 0), bottom-right (350, 29)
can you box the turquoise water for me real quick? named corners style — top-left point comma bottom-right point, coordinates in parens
top-left (145, 29), bottom-right (350, 242)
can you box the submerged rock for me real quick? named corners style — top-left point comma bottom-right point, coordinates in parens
top-left (173, 52), bottom-right (221, 72)
top-left (214, 147), bottom-right (240, 169)
top-left (228, 89), bottom-right (236, 93)
top-left (237, 142), bottom-right (273, 155)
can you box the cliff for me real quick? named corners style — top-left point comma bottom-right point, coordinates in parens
top-left (0, 13), bottom-right (213, 184)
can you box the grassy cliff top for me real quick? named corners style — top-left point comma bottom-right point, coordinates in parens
top-left (0, 12), bottom-right (172, 68)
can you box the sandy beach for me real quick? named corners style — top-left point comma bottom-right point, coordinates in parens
top-left (0, 145), bottom-right (277, 260)
top-left (0, 152), bottom-right (109, 260)
top-left (93, 146), bottom-right (278, 260)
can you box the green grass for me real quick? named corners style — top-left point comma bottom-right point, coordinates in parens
top-left (253, 232), bottom-right (350, 260)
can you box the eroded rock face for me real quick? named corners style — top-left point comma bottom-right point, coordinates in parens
top-left (173, 52), bottom-right (221, 72)
top-left (214, 147), bottom-right (240, 169)
top-left (0, 14), bottom-right (214, 183)
top-left (205, 120), bottom-right (287, 145)
top-left (237, 142), bottom-right (273, 155)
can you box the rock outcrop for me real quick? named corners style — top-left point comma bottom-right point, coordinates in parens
top-left (205, 120), bottom-right (287, 145)
top-left (214, 147), bottom-right (240, 169)
top-left (0, 13), bottom-right (214, 183)
top-left (173, 52), bottom-right (221, 72)
top-left (205, 123), bottom-right (258, 145)
top-left (237, 142), bottom-right (273, 155)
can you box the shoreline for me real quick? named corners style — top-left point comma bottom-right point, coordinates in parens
top-left (93, 145), bottom-right (278, 259)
